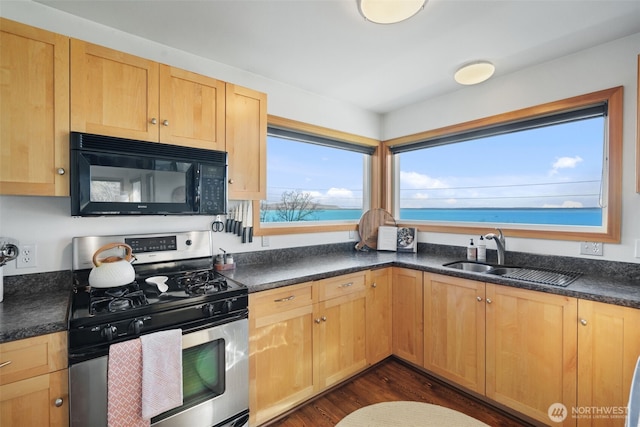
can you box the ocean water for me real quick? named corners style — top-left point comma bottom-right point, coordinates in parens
top-left (262, 207), bottom-right (602, 226)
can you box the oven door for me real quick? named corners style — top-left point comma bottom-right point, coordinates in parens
top-left (69, 319), bottom-right (248, 427)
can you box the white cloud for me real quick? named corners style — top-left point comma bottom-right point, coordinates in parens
top-left (400, 171), bottom-right (448, 189)
top-left (549, 156), bottom-right (583, 176)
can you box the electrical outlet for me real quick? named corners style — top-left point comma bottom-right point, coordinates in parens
top-left (635, 239), bottom-right (640, 258)
top-left (16, 244), bottom-right (37, 268)
top-left (261, 236), bottom-right (270, 247)
top-left (348, 230), bottom-right (356, 239)
top-left (580, 242), bottom-right (603, 256)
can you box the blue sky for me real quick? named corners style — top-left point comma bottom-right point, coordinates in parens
top-left (398, 117), bottom-right (604, 209)
top-left (267, 137), bottom-right (364, 208)
top-left (266, 117), bottom-right (604, 210)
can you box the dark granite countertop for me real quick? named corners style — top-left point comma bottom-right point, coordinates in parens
top-left (1, 243), bottom-right (639, 344)
top-left (0, 271), bottom-right (72, 343)
top-left (222, 243), bottom-right (640, 309)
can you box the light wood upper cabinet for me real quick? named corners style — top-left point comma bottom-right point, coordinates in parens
top-left (226, 83), bottom-right (267, 200)
top-left (423, 273), bottom-right (486, 395)
top-left (0, 332), bottom-right (69, 427)
top-left (159, 65), bottom-right (225, 150)
top-left (0, 18), bottom-right (69, 196)
top-left (366, 268), bottom-right (393, 365)
top-left (392, 268), bottom-right (423, 365)
top-left (70, 38), bottom-right (159, 142)
top-left (577, 300), bottom-right (640, 427)
top-left (485, 284), bottom-right (577, 427)
top-left (71, 39), bottom-right (226, 150)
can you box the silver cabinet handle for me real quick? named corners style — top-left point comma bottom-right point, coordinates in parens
top-left (162, 119), bottom-right (169, 126)
top-left (371, 282), bottom-right (377, 288)
top-left (0, 360), bottom-right (11, 368)
top-left (580, 318), bottom-right (588, 326)
top-left (486, 298), bottom-right (492, 304)
top-left (54, 398), bottom-right (64, 407)
top-left (150, 118), bottom-right (157, 125)
top-left (57, 168), bottom-right (65, 175)
top-left (321, 316), bottom-right (327, 322)
top-left (314, 318), bottom-right (321, 324)
top-left (340, 282), bottom-right (353, 288)
top-left (476, 296), bottom-right (483, 302)
top-left (274, 295), bottom-right (295, 303)
top-left (228, 179), bottom-right (234, 184)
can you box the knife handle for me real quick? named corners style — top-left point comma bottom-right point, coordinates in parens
top-left (248, 227), bottom-right (253, 243)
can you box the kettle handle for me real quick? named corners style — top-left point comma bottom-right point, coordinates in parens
top-left (92, 243), bottom-right (134, 267)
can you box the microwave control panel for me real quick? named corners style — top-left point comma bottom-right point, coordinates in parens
top-left (200, 165), bottom-right (226, 214)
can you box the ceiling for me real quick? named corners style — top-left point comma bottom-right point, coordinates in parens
top-left (35, 0), bottom-right (640, 114)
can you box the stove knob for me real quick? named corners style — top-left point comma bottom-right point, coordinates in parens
top-left (222, 300), bottom-right (233, 314)
top-left (202, 303), bottom-right (215, 317)
top-left (130, 319), bottom-right (144, 335)
top-left (102, 325), bottom-right (117, 341)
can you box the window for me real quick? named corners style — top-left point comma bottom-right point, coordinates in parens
top-left (386, 87), bottom-right (622, 242)
top-left (259, 118), bottom-right (377, 233)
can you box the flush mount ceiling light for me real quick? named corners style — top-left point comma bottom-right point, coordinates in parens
top-left (359, 0), bottom-right (427, 24)
top-left (454, 61), bottom-right (496, 85)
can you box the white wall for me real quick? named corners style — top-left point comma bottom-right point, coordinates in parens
top-left (1, 2), bottom-right (639, 277)
top-left (383, 32), bottom-right (640, 264)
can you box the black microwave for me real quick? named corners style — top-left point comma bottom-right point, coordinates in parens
top-left (70, 132), bottom-right (227, 216)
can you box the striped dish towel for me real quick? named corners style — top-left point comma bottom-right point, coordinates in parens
top-left (107, 338), bottom-right (149, 427)
top-left (141, 329), bottom-right (184, 419)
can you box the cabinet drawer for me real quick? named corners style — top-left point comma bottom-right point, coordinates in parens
top-left (315, 272), bottom-right (367, 302)
top-left (250, 282), bottom-right (313, 318)
top-left (0, 332), bottom-right (67, 385)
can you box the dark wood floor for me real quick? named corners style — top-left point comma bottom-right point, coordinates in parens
top-left (265, 358), bottom-right (535, 427)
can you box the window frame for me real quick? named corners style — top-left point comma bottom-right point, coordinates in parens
top-left (383, 87), bottom-right (623, 243)
top-left (253, 115), bottom-right (381, 236)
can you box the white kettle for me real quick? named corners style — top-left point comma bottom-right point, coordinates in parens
top-left (88, 243), bottom-right (136, 288)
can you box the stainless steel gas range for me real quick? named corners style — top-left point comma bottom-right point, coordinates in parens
top-left (68, 230), bottom-right (249, 427)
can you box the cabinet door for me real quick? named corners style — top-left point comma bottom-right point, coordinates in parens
top-left (0, 19), bottom-right (69, 196)
top-left (423, 273), bottom-right (486, 394)
top-left (249, 283), bottom-right (314, 426)
top-left (0, 369), bottom-right (68, 427)
top-left (366, 268), bottom-right (393, 365)
top-left (392, 268), bottom-right (423, 365)
top-left (314, 290), bottom-right (367, 390)
top-left (70, 39), bottom-right (159, 141)
top-left (577, 300), bottom-right (640, 427)
top-left (486, 284), bottom-right (577, 426)
top-left (226, 83), bottom-right (267, 200)
top-left (159, 65), bottom-right (225, 150)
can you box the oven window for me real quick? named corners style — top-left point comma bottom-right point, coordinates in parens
top-left (182, 338), bottom-right (226, 408)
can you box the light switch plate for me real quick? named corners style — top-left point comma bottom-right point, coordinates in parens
top-left (635, 239), bottom-right (640, 258)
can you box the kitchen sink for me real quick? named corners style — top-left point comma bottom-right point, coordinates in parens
top-left (442, 261), bottom-right (495, 273)
top-left (442, 261), bottom-right (581, 287)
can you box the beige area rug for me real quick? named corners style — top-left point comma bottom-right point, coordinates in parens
top-left (335, 401), bottom-right (491, 427)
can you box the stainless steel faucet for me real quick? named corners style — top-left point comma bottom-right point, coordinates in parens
top-left (484, 228), bottom-right (506, 265)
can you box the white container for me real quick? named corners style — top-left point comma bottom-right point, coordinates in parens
top-left (466, 238), bottom-right (477, 261)
top-left (477, 236), bottom-right (487, 262)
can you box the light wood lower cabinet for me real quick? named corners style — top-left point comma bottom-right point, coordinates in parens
top-left (485, 283), bottom-right (577, 426)
top-left (423, 273), bottom-right (578, 426)
top-left (366, 268), bottom-right (393, 365)
top-left (577, 300), bottom-right (640, 427)
top-left (0, 332), bottom-right (69, 427)
top-left (423, 273), bottom-right (486, 394)
top-left (249, 271), bottom-right (367, 426)
top-left (392, 267), bottom-right (423, 365)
